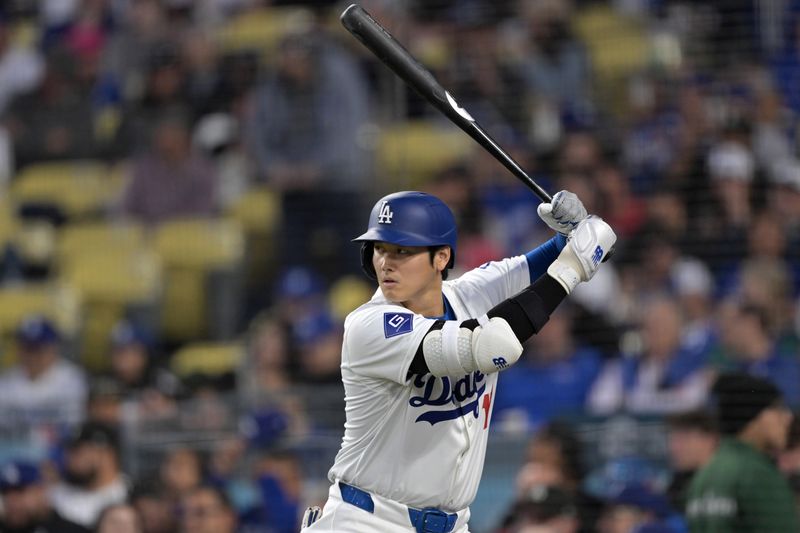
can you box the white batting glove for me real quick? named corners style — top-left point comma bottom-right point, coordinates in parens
top-left (547, 215), bottom-right (617, 294)
top-left (537, 190), bottom-right (588, 235)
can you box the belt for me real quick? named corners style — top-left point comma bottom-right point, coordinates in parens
top-left (338, 482), bottom-right (458, 533)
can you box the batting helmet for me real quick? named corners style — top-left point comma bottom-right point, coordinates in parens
top-left (353, 191), bottom-right (457, 280)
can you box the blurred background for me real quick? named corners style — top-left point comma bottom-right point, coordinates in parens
top-left (0, 0), bottom-right (798, 532)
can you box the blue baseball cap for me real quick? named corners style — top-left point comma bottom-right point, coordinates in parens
top-left (275, 266), bottom-right (325, 300)
top-left (292, 312), bottom-right (337, 347)
top-left (0, 461), bottom-right (41, 492)
top-left (607, 483), bottom-right (673, 518)
top-left (16, 315), bottom-right (60, 346)
top-left (110, 320), bottom-right (152, 350)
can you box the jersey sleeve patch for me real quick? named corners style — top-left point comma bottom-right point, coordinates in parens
top-left (383, 312), bottom-right (413, 338)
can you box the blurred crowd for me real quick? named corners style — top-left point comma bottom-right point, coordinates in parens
top-left (0, 0), bottom-right (799, 532)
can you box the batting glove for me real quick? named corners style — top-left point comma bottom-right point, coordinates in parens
top-left (537, 190), bottom-right (588, 235)
top-left (547, 215), bottom-right (616, 294)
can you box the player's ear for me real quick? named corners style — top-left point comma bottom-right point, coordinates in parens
top-left (434, 247), bottom-right (451, 273)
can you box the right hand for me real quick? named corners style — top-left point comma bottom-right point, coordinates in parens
top-left (537, 190), bottom-right (588, 235)
top-left (547, 215), bottom-right (617, 293)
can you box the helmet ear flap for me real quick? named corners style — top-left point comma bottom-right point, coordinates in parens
top-left (360, 242), bottom-right (377, 281)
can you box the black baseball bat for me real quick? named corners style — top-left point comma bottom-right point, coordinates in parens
top-left (341, 4), bottom-right (616, 260)
top-left (340, 3), bottom-right (551, 203)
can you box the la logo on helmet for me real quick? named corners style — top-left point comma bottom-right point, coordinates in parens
top-left (377, 201), bottom-right (394, 224)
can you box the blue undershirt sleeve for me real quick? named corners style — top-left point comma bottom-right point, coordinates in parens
top-left (525, 233), bottom-right (567, 283)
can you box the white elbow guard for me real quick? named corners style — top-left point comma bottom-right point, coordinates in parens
top-left (422, 317), bottom-right (524, 376)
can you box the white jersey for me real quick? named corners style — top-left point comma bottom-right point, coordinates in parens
top-left (329, 255), bottom-right (531, 512)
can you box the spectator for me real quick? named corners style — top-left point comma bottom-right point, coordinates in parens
top-left (594, 164), bottom-right (647, 241)
top-left (0, 13), bottom-right (44, 115)
top-left (598, 483), bottom-right (687, 533)
top-left (508, 0), bottom-right (593, 130)
top-left (778, 415), bottom-right (800, 510)
top-left (690, 135), bottom-right (756, 276)
top-left (711, 302), bottom-right (800, 408)
top-left (100, 0), bottom-right (169, 104)
top-left (107, 320), bottom-right (181, 405)
top-left (244, 23), bottom-right (370, 282)
top-left (495, 484), bottom-right (580, 533)
top-left (250, 450), bottom-right (303, 533)
top-left (0, 314), bottom-right (87, 430)
top-left (119, 108), bottom-right (219, 225)
top-left (179, 485), bottom-right (237, 533)
top-left (686, 372), bottom-right (799, 531)
top-left (119, 41), bottom-right (189, 150)
top-left (665, 410), bottom-right (719, 511)
top-left (129, 480), bottom-right (178, 533)
top-left (86, 375), bottom-right (126, 426)
top-left (516, 422), bottom-right (601, 532)
top-left (292, 310), bottom-right (342, 385)
top-left (4, 46), bottom-right (101, 168)
top-left (0, 460), bottom-right (85, 532)
top-left (493, 305), bottom-right (603, 433)
top-left (159, 447), bottom-right (205, 506)
top-left (671, 257), bottom-right (716, 357)
top-left (50, 422), bottom-right (129, 529)
top-left (94, 502), bottom-right (144, 533)
top-left (588, 295), bottom-right (711, 415)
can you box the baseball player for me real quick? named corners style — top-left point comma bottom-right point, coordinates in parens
top-left (302, 190), bottom-right (616, 532)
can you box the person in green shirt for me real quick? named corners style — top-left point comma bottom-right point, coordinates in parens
top-left (686, 372), bottom-right (798, 532)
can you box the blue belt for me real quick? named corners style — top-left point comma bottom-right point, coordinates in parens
top-left (338, 482), bottom-right (458, 533)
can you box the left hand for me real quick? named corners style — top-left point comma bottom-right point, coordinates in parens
top-left (537, 190), bottom-right (588, 235)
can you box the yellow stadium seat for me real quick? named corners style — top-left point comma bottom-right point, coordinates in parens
top-left (61, 247), bottom-right (162, 305)
top-left (0, 199), bottom-right (19, 251)
top-left (225, 186), bottom-right (280, 290)
top-left (329, 275), bottom-right (373, 321)
top-left (574, 5), bottom-right (650, 115)
top-left (226, 185), bottom-right (279, 235)
top-left (11, 160), bottom-right (125, 220)
top-left (376, 121), bottom-right (474, 188)
top-left (60, 245), bottom-right (163, 371)
top-left (0, 200), bottom-right (56, 269)
top-left (216, 6), bottom-right (314, 62)
top-left (153, 218), bottom-right (245, 342)
top-left (0, 282), bottom-right (82, 368)
top-left (57, 221), bottom-right (146, 263)
top-left (171, 342), bottom-right (244, 378)
top-left (574, 5), bottom-right (649, 76)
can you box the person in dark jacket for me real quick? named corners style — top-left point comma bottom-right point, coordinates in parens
top-left (686, 372), bottom-right (799, 531)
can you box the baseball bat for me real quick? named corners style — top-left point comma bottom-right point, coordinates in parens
top-left (341, 4), bottom-right (615, 260)
top-left (340, 3), bottom-right (551, 203)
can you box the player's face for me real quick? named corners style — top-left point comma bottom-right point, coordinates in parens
top-left (372, 242), bottom-right (449, 314)
top-left (761, 403), bottom-right (793, 451)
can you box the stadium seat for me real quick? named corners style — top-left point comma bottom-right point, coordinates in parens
top-left (153, 218), bottom-right (245, 342)
top-left (573, 5), bottom-right (649, 115)
top-left (0, 199), bottom-right (19, 252)
top-left (216, 6), bottom-right (315, 62)
top-left (225, 185), bottom-right (280, 292)
top-left (328, 275), bottom-right (373, 321)
top-left (0, 200), bottom-right (56, 274)
top-left (10, 160), bottom-right (125, 221)
top-left (0, 283), bottom-right (82, 368)
top-left (170, 341), bottom-right (244, 379)
top-left (375, 121), bottom-right (474, 188)
top-left (59, 242), bottom-right (163, 371)
top-left (56, 221), bottom-right (146, 264)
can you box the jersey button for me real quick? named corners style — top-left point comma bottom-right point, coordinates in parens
top-left (468, 419), bottom-right (473, 427)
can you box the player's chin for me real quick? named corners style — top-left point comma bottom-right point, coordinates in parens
top-left (379, 282), bottom-right (402, 299)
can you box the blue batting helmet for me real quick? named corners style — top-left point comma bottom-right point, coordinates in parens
top-left (353, 191), bottom-right (457, 280)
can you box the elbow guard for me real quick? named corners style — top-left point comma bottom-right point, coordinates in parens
top-left (422, 316), bottom-right (523, 376)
